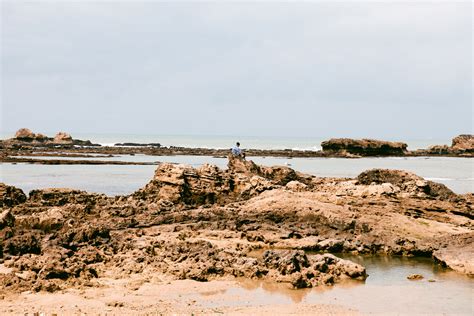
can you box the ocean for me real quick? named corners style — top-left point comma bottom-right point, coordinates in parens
top-left (1, 155), bottom-right (472, 196)
top-left (1, 133), bottom-right (471, 195)
top-left (1, 132), bottom-right (453, 151)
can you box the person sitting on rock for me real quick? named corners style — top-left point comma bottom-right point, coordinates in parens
top-left (231, 142), bottom-right (245, 159)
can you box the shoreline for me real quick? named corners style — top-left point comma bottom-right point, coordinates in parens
top-left (0, 151), bottom-right (472, 314)
top-left (2, 132), bottom-right (473, 160)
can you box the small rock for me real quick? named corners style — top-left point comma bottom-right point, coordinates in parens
top-left (407, 274), bottom-right (424, 280)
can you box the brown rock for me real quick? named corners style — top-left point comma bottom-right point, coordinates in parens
top-left (427, 145), bottom-right (450, 155)
top-left (0, 183), bottom-right (27, 207)
top-left (407, 274), bottom-right (424, 280)
top-left (0, 209), bottom-right (15, 229)
top-left (34, 133), bottom-right (49, 142)
top-left (53, 132), bottom-right (73, 143)
top-left (321, 138), bottom-right (408, 156)
top-left (14, 128), bottom-right (35, 140)
top-left (433, 233), bottom-right (474, 276)
top-left (357, 169), bottom-right (456, 200)
top-left (451, 134), bottom-right (474, 152)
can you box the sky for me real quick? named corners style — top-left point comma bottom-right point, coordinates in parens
top-left (1, 0), bottom-right (472, 139)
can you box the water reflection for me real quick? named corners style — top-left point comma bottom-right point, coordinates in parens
top-left (197, 255), bottom-right (474, 314)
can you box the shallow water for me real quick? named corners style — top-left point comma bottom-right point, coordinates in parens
top-left (1, 155), bottom-right (472, 195)
top-left (192, 255), bottom-right (474, 315)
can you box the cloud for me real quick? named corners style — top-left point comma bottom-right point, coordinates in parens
top-left (1, 1), bottom-right (472, 138)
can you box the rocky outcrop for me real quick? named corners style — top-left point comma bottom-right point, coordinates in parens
top-left (422, 134), bottom-right (474, 156)
top-left (321, 138), bottom-right (407, 156)
top-left (0, 160), bottom-right (472, 294)
top-left (2, 129), bottom-right (100, 148)
top-left (451, 134), bottom-right (474, 152)
top-left (133, 159), bottom-right (300, 206)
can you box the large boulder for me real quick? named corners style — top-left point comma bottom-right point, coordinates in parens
top-left (321, 138), bottom-right (407, 156)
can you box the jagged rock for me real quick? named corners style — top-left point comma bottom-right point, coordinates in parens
top-left (263, 251), bottom-right (367, 288)
top-left (357, 169), bottom-right (456, 200)
top-left (0, 183), bottom-right (27, 207)
top-left (137, 163), bottom-right (237, 205)
top-left (227, 155), bottom-right (261, 175)
top-left (321, 138), bottom-right (407, 156)
top-left (28, 188), bottom-right (103, 208)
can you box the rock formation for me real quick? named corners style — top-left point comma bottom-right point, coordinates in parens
top-left (1, 129), bottom-right (100, 148)
top-left (451, 134), bottom-right (474, 152)
top-left (0, 158), bottom-right (472, 294)
top-left (14, 128), bottom-right (36, 141)
top-left (423, 134), bottom-right (474, 156)
top-left (321, 138), bottom-right (408, 156)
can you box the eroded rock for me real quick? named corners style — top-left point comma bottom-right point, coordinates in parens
top-left (321, 138), bottom-right (407, 156)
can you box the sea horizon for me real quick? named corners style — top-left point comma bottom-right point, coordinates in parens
top-left (0, 131), bottom-right (455, 151)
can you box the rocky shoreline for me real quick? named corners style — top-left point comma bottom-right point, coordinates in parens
top-left (1, 130), bottom-right (473, 164)
top-left (0, 155), bottom-right (472, 296)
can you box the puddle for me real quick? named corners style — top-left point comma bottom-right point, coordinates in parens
top-left (191, 254), bottom-right (473, 314)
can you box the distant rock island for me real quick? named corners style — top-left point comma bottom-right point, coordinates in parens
top-left (321, 138), bottom-right (408, 156)
top-left (2, 128), bottom-right (100, 148)
top-left (0, 128), bottom-right (472, 161)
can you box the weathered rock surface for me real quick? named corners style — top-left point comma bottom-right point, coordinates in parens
top-left (0, 158), bottom-right (472, 294)
top-left (321, 138), bottom-right (408, 156)
top-left (0, 184), bottom-right (27, 208)
top-left (357, 169), bottom-right (457, 201)
top-left (433, 233), bottom-right (474, 276)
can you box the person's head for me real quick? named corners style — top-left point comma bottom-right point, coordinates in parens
top-left (236, 142), bottom-right (240, 147)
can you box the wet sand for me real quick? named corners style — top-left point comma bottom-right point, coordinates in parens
top-left (0, 277), bottom-right (359, 315)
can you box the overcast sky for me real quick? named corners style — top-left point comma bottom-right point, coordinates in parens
top-left (1, 1), bottom-right (472, 139)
